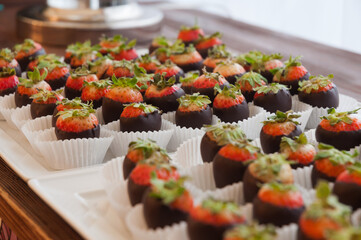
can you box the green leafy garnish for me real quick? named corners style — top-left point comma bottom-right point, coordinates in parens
top-left (111, 39), bottom-right (136, 53)
top-left (280, 133), bottom-right (309, 152)
top-left (0, 67), bottom-right (16, 78)
top-left (345, 162), bottom-right (361, 176)
top-left (195, 32), bottom-right (222, 45)
top-left (236, 51), bottom-right (263, 67)
top-left (214, 83), bottom-right (243, 99)
top-left (152, 73), bottom-right (175, 90)
top-left (0, 48), bottom-right (15, 62)
top-left (201, 67), bottom-right (223, 82)
top-left (236, 71), bottom-right (267, 87)
top-left (30, 89), bottom-right (62, 102)
top-left (315, 143), bottom-right (357, 165)
top-left (298, 74), bottom-right (334, 94)
top-left (82, 79), bottom-right (111, 89)
top-left (177, 93), bottom-right (211, 108)
top-left (326, 226), bottom-right (361, 240)
top-left (251, 153), bottom-right (290, 178)
top-left (18, 67), bottom-right (47, 87)
top-left (111, 75), bottom-right (139, 90)
top-left (321, 108), bottom-right (360, 126)
top-left (57, 108), bottom-right (95, 119)
top-left (263, 110), bottom-right (301, 125)
top-left (67, 40), bottom-right (100, 58)
top-left (204, 122), bottom-right (246, 146)
top-left (70, 66), bottom-right (92, 78)
top-left (99, 34), bottom-right (127, 44)
top-left (152, 36), bottom-right (171, 47)
top-left (14, 39), bottom-right (36, 53)
top-left (123, 102), bottom-right (159, 114)
top-left (230, 139), bottom-right (260, 155)
top-left (224, 222), bottom-right (277, 240)
top-left (262, 182), bottom-right (298, 193)
top-left (136, 54), bottom-right (160, 65)
top-left (207, 44), bottom-right (231, 59)
top-left (201, 198), bottom-right (242, 216)
top-left (180, 71), bottom-right (199, 85)
top-left (254, 83), bottom-right (289, 94)
top-left (112, 59), bottom-right (134, 71)
top-left (127, 138), bottom-right (169, 160)
top-left (55, 97), bottom-right (92, 109)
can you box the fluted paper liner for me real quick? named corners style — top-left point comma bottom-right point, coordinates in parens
top-left (11, 104), bottom-right (32, 131)
top-left (352, 208), bottom-right (361, 227)
top-left (102, 119), bottom-right (174, 157)
top-left (95, 107), bottom-right (105, 125)
top-left (174, 136), bottom-right (203, 169)
top-left (306, 94), bottom-right (359, 129)
top-left (235, 104), bottom-right (267, 140)
top-left (0, 93), bottom-right (21, 129)
top-left (0, 96), bottom-right (5, 120)
top-left (34, 128), bottom-right (114, 169)
top-left (126, 204), bottom-right (187, 240)
top-left (276, 224), bottom-right (298, 240)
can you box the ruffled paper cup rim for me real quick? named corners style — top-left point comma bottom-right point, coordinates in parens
top-left (11, 104), bottom-right (32, 131)
top-left (174, 136), bottom-right (203, 169)
top-left (0, 93), bottom-right (22, 129)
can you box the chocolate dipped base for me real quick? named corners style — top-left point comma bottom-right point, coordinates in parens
top-left (260, 70), bottom-right (274, 83)
top-left (202, 64), bottom-right (215, 73)
top-left (298, 86), bottom-right (339, 108)
top-left (315, 126), bottom-right (361, 151)
top-left (64, 86), bottom-right (82, 100)
top-left (181, 85), bottom-right (193, 94)
top-left (127, 177), bottom-right (149, 206)
top-left (253, 89), bottom-right (292, 113)
top-left (241, 90), bottom-right (256, 103)
top-left (197, 48), bottom-right (211, 59)
top-left (119, 111), bottom-right (161, 132)
top-left (213, 153), bottom-right (249, 188)
top-left (101, 97), bottom-right (128, 124)
top-left (243, 168), bottom-right (264, 203)
top-left (55, 124), bottom-right (100, 140)
top-left (148, 45), bottom-right (158, 54)
top-left (213, 100), bottom-right (249, 123)
top-left (333, 181), bottom-right (361, 210)
top-left (175, 105), bottom-right (212, 129)
top-left (192, 83), bottom-right (229, 103)
top-left (14, 91), bottom-right (32, 108)
top-left (311, 165), bottom-right (336, 187)
top-left (260, 125), bottom-right (302, 154)
top-left (297, 227), bottom-right (318, 240)
top-left (177, 60), bottom-right (203, 73)
top-left (123, 157), bottom-right (136, 180)
top-left (30, 102), bottom-right (56, 119)
top-left (46, 73), bottom-right (70, 90)
top-left (200, 133), bottom-right (223, 163)
top-left (144, 88), bottom-right (185, 113)
top-left (142, 188), bottom-right (188, 229)
top-left (187, 217), bottom-right (232, 240)
top-left (0, 86), bottom-right (17, 97)
top-left (165, 70), bottom-right (185, 84)
top-left (0, 65), bottom-right (21, 77)
top-left (280, 72), bottom-right (310, 95)
top-left (253, 196), bottom-right (304, 227)
top-left (291, 162), bottom-right (313, 169)
top-left (87, 98), bottom-right (102, 109)
top-left (17, 48), bottom-right (46, 71)
top-left (224, 73), bottom-right (244, 85)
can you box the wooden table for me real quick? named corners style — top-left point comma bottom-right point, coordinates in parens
top-left (0, 2), bottom-right (361, 239)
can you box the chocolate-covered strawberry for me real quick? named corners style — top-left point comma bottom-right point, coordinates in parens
top-left (223, 222), bottom-right (277, 240)
top-left (253, 83), bottom-right (292, 113)
top-left (64, 41), bottom-right (82, 64)
top-left (260, 110), bottom-right (302, 153)
top-left (144, 73), bottom-right (185, 113)
top-left (81, 79), bottom-right (111, 109)
top-left (201, 122), bottom-right (246, 163)
top-left (280, 133), bottom-right (316, 169)
top-left (235, 51), bottom-right (263, 72)
top-left (55, 108), bottom-right (99, 140)
top-left (236, 71), bottom-right (267, 102)
top-left (128, 160), bottom-right (179, 206)
top-left (333, 162), bottom-right (361, 210)
top-left (123, 139), bottom-right (170, 179)
top-left (0, 48), bottom-right (21, 77)
top-left (213, 139), bottom-right (259, 188)
top-left (202, 45), bottom-right (231, 72)
top-left (316, 108), bottom-right (361, 150)
top-left (109, 39), bottom-right (138, 61)
top-left (36, 58), bottom-right (70, 90)
top-left (180, 71), bottom-right (199, 94)
top-left (30, 89), bottom-right (63, 119)
top-left (298, 74), bottom-right (339, 108)
top-left (142, 175), bottom-right (193, 229)
top-left (120, 103), bottom-right (161, 132)
top-left (243, 153), bottom-right (294, 203)
top-left (103, 59), bottom-right (134, 78)
top-left (326, 227), bottom-right (361, 240)
top-left (149, 36), bottom-right (172, 54)
top-left (0, 67), bottom-right (19, 96)
top-left (213, 84), bottom-right (249, 123)
top-left (14, 39), bottom-right (46, 70)
top-left (195, 32), bottom-right (222, 58)
top-left (253, 182), bottom-right (305, 227)
top-left (15, 68), bottom-right (52, 107)
top-left (88, 55), bottom-right (113, 79)
top-left (155, 60), bottom-right (184, 83)
top-left (67, 40), bottom-right (100, 69)
top-left (177, 24), bottom-right (204, 46)
top-left (133, 64), bottom-right (153, 96)
top-left (298, 181), bottom-right (351, 240)
top-left (192, 69), bottom-right (229, 102)
top-left (136, 54), bottom-right (160, 74)
top-left (65, 67), bottom-right (98, 100)
top-left (102, 75), bottom-right (143, 123)
top-left (213, 60), bottom-right (245, 85)
top-left (27, 54), bottom-right (61, 72)
top-left (169, 44), bottom-right (203, 73)
top-left (98, 34), bottom-right (127, 55)
top-left (273, 56), bottom-right (310, 95)
top-left (52, 97), bottom-right (91, 127)
top-left (175, 93), bottom-right (212, 128)
top-left (311, 143), bottom-right (356, 187)
top-left (187, 198), bottom-right (246, 240)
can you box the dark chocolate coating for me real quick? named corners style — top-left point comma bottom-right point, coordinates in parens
top-left (46, 72), bottom-right (69, 90)
top-left (181, 85), bottom-right (193, 94)
top-left (213, 153), bottom-right (249, 188)
top-left (213, 100), bottom-right (249, 123)
top-left (315, 125), bottom-right (361, 151)
top-left (197, 47), bottom-right (211, 59)
top-left (202, 64), bottom-right (214, 73)
top-left (101, 97), bottom-right (129, 124)
top-left (0, 64), bottom-right (21, 77)
top-left (55, 124), bottom-right (100, 140)
top-left (82, 98), bottom-right (102, 109)
top-left (311, 165), bottom-right (337, 187)
top-left (200, 133), bottom-right (223, 163)
top-left (175, 105), bottom-right (212, 129)
top-left (192, 82), bottom-right (229, 103)
top-left (0, 85), bottom-right (17, 97)
top-left (14, 91), bottom-right (32, 108)
top-left (333, 181), bottom-right (361, 210)
top-left (187, 216), bottom-right (233, 240)
top-left (253, 88), bottom-right (292, 113)
top-left (291, 162), bottom-right (313, 169)
top-left (165, 69), bottom-right (185, 84)
top-left (177, 60), bottom-right (203, 73)
top-left (260, 70), bottom-right (274, 83)
top-left (260, 125), bottom-right (302, 153)
top-left (148, 45), bottom-right (159, 54)
top-left (64, 56), bottom-right (71, 64)
top-left (144, 88), bottom-right (185, 113)
top-left (241, 90), bottom-right (256, 103)
top-left (64, 86), bottom-right (82, 100)
top-left (119, 111), bottom-right (161, 132)
top-left (123, 156), bottom-right (136, 180)
top-left (142, 188), bottom-right (188, 229)
top-left (280, 72), bottom-right (310, 95)
top-left (298, 85), bottom-right (339, 108)
top-left (224, 73), bottom-right (244, 85)
top-left (243, 168), bottom-right (264, 203)
top-left (30, 102), bottom-right (56, 119)
top-left (253, 196), bottom-right (305, 227)
top-left (127, 176), bottom-right (149, 206)
top-left (17, 48), bottom-right (46, 71)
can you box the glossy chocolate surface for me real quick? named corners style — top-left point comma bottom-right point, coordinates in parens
top-left (55, 123), bottom-right (100, 140)
top-left (260, 125), bottom-right (302, 153)
top-left (119, 111), bottom-right (161, 132)
top-left (253, 88), bottom-right (292, 113)
top-left (175, 105), bottom-right (212, 129)
top-left (213, 100), bottom-right (249, 123)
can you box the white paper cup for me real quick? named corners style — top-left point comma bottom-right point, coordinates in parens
top-left (34, 128), bottom-right (114, 169)
top-left (352, 208), bottom-right (361, 227)
top-left (0, 95), bottom-right (5, 120)
top-left (0, 93), bottom-right (20, 129)
top-left (174, 136), bottom-right (203, 169)
top-left (95, 106), bottom-right (104, 125)
top-left (235, 104), bottom-right (266, 140)
top-left (276, 224), bottom-right (298, 240)
top-left (102, 119), bottom-right (174, 157)
top-left (11, 104), bottom-right (32, 131)
top-left (293, 166), bottom-right (313, 190)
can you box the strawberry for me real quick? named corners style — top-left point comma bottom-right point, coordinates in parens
top-left (52, 97), bottom-right (92, 127)
top-left (64, 41), bottom-right (84, 64)
top-left (15, 67), bottom-right (52, 107)
top-left (236, 71), bottom-right (267, 102)
top-left (213, 139), bottom-right (259, 188)
top-left (144, 73), bottom-right (185, 113)
top-left (104, 59), bottom-right (134, 78)
top-left (98, 34), bottom-right (127, 55)
top-left (81, 79), bottom-right (111, 108)
top-left (258, 182), bottom-right (304, 208)
top-left (155, 60), bottom-right (184, 83)
top-left (213, 84), bottom-right (249, 123)
top-left (27, 54), bottom-right (61, 71)
top-left (175, 93), bottom-right (212, 128)
top-left (235, 51), bottom-right (263, 72)
top-left (223, 222), bottom-right (276, 240)
top-left (14, 39), bottom-right (46, 70)
top-left (213, 60), bottom-right (245, 84)
top-left (0, 67), bottom-right (19, 96)
top-left (30, 89), bottom-right (63, 119)
top-left (253, 83), bottom-right (292, 113)
top-left (316, 108), bottom-right (361, 150)
top-left (132, 64), bottom-right (152, 95)
top-left (312, 143), bottom-right (357, 186)
top-left (88, 55), bottom-right (113, 79)
top-left (298, 181), bottom-right (351, 240)
top-left (136, 54), bottom-right (160, 74)
top-left (55, 108), bottom-right (99, 140)
top-left (0, 48), bottom-right (21, 77)
top-left (177, 25), bottom-right (204, 45)
top-left (109, 39), bottom-right (138, 61)
top-left (149, 36), bottom-right (172, 54)
top-left (102, 75), bottom-right (143, 123)
top-left (298, 74), bottom-right (339, 108)
top-left (169, 42), bottom-right (203, 72)
top-left (273, 56), bottom-right (309, 95)
top-left (34, 56), bottom-right (69, 90)
top-left (195, 32), bottom-right (222, 58)
top-left (67, 40), bottom-right (100, 69)
top-left (280, 133), bottom-right (316, 168)
top-left (336, 163), bottom-right (361, 185)
top-left (65, 67), bottom-right (98, 100)
top-left (202, 45), bottom-right (231, 72)
top-left (180, 71), bottom-right (199, 94)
